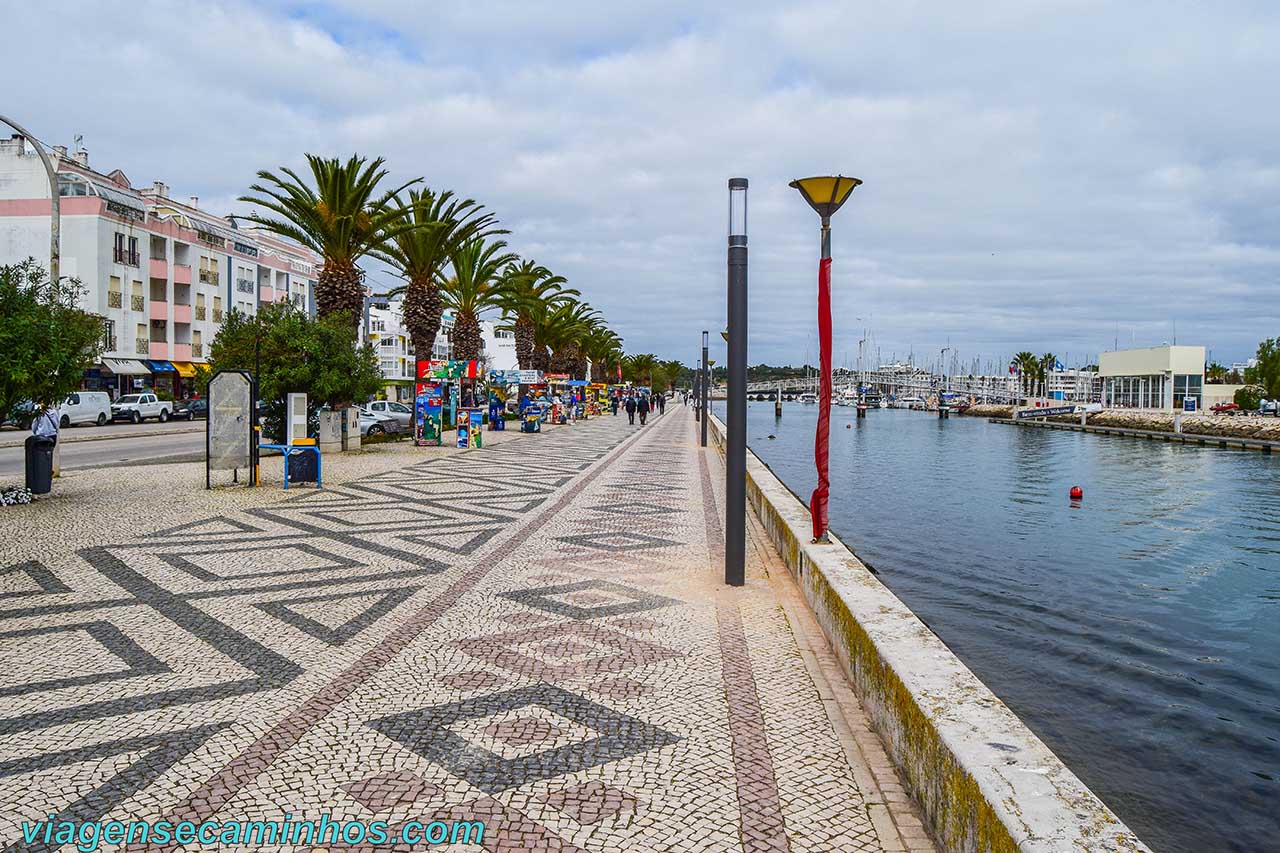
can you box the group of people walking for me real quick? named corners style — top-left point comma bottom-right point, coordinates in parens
top-left (611, 389), bottom-right (665, 425)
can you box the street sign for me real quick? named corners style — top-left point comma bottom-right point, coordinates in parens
top-left (1184, 397), bottom-right (1197, 412)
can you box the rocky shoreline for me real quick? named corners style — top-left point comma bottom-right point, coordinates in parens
top-left (962, 404), bottom-right (1280, 441)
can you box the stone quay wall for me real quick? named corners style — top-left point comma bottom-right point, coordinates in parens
top-left (707, 414), bottom-right (1150, 853)
top-left (964, 403), bottom-right (1280, 441)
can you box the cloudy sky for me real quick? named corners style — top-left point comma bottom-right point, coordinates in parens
top-left (8, 1), bottom-right (1279, 368)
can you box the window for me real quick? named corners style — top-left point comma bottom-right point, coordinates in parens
top-left (390, 403), bottom-right (410, 414)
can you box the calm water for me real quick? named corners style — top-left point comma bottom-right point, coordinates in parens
top-left (720, 403), bottom-right (1279, 853)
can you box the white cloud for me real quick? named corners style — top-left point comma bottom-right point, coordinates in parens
top-left (4, 0), bottom-right (1278, 366)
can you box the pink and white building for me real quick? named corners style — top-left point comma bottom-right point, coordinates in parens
top-left (0, 135), bottom-right (322, 397)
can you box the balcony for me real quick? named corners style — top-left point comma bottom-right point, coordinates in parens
top-left (173, 264), bottom-right (192, 285)
top-left (130, 294), bottom-right (145, 312)
top-left (135, 339), bottom-right (149, 355)
top-left (195, 305), bottom-right (206, 321)
top-left (236, 278), bottom-right (254, 294)
top-left (212, 309), bottom-right (223, 323)
top-left (192, 342), bottom-right (203, 358)
top-left (260, 287), bottom-right (275, 303)
top-left (148, 258), bottom-right (167, 279)
top-left (148, 341), bottom-right (170, 360)
top-left (172, 343), bottom-right (192, 361)
top-left (199, 269), bottom-right (220, 285)
top-left (173, 304), bottom-right (192, 324)
top-left (113, 247), bottom-right (140, 266)
top-left (107, 291), bottom-right (122, 309)
top-left (102, 335), bottom-right (117, 353)
top-left (149, 301), bottom-right (169, 321)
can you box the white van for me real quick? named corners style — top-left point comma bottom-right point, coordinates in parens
top-left (58, 391), bottom-right (112, 427)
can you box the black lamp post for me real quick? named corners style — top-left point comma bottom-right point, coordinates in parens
top-left (700, 330), bottom-right (709, 447)
top-left (725, 178), bottom-right (748, 586)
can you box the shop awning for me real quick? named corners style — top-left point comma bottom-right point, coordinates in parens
top-left (101, 358), bottom-right (150, 376)
top-left (145, 360), bottom-right (177, 373)
top-left (171, 361), bottom-right (196, 378)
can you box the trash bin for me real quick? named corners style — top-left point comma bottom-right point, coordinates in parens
top-left (287, 448), bottom-right (318, 484)
top-left (25, 436), bottom-right (55, 495)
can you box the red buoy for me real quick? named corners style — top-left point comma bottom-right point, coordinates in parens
top-left (846, 424), bottom-right (852, 429)
top-left (1070, 486), bottom-right (1083, 500)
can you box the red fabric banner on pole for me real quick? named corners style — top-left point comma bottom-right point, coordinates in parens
top-left (810, 256), bottom-right (833, 540)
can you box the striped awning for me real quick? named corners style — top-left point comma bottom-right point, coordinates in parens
top-left (101, 357), bottom-right (150, 376)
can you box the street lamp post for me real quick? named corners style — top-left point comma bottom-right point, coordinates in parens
top-left (0, 115), bottom-right (60, 285)
top-left (725, 178), bottom-right (748, 587)
top-left (700, 330), bottom-right (710, 447)
top-left (789, 175), bottom-right (862, 543)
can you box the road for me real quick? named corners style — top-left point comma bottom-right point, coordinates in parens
top-left (0, 421), bottom-right (206, 478)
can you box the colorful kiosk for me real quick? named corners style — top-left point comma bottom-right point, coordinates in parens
top-left (414, 359), bottom-right (487, 447)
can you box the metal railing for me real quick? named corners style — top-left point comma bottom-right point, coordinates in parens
top-left (195, 306), bottom-right (206, 321)
top-left (103, 335), bottom-right (117, 352)
top-left (199, 269), bottom-right (220, 284)
top-left (130, 294), bottom-right (145, 312)
top-left (135, 339), bottom-right (149, 355)
top-left (212, 309), bottom-right (223, 323)
top-left (107, 291), bottom-right (122, 309)
top-left (236, 278), bottom-right (254, 293)
top-left (191, 342), bottom-right (203, 357)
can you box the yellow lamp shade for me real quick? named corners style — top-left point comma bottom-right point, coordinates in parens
top-left (789, 175), bottom-right (862, 218)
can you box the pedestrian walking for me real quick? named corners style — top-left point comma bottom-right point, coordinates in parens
top-left (638, 393), bottom-right (650, 425)
top-left (657, 393), bottom-right (666, 415)
top-left (624, 394), bottom-right (637, 425)
top-left (611, 394), bottom-right (619, 416)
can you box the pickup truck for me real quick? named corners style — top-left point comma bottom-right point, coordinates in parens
top-left (110, 393), bottom-right (173, 424)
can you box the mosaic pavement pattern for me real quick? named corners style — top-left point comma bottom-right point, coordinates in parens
top-left (0, 407), bottom-right (912, 852)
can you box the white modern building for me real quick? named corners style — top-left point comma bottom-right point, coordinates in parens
top-left (1099, 345), bottom-right (1205, 411)
top-left (0, 134), bottom-right (322, 398)
top-left (481, 320), bottom-right (518, 373)
top-left (1045, 368), bottom-right (1101, 402)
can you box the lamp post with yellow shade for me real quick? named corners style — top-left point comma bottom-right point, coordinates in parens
top-left (789, 175), bottom-right (861, 543)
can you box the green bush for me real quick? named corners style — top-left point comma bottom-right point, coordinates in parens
top-left (0, 259), bottom-right (103, 424)
top-left (1234, 386), bottom-right (1262, 411)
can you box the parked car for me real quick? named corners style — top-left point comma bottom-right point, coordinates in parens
top-left (359, 410), bottom-right (402, 437)
top-left (57, 391), bottom-right (112, 427)
top-left (2, 400), bottom-right (37, 429)
top-left (1261, 399), bottom-right (1279, 417)
top-left (364, 400), bottom-right (413, 428)
top-left (172, 398), bottom-right (208, 420)
top-left (110, 393), bottom-right (173, 424)
top-left (1210, 401), bottom-right (1239, 414)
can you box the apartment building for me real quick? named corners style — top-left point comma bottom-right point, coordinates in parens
top-left (0, 135), bottom-right (321, 398)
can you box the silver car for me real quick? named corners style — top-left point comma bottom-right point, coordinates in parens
top-left (359, 410), bottom-right (402, 436)
top-left (364, 400), bottom-right (413, 428)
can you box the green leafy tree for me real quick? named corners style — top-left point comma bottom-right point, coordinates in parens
top-left (0, 259), bottom-right (104, 426)
top-left (1249, 338), bottom-right (1280, 398)
top-left (239, 155), bottom-right (420, 328)
top-left (1012, 351), bottom-right (1039, 398)
top-left (375, 188), bottom-right (505, 358)
top-left (1205, 362), bottom-right (1229, 383)
top-left (1234, 386), bottom-right (1262, 411)
top-left (206, 303), bottom-right (382, 437)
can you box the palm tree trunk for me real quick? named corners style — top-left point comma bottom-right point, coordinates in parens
top-left (452, 311), bottom-right (483, 362)
top-left (316, 257), bottom-right (365, 329)
top-left (402, 275), bottom-right (442, 360)
top-left (514, 315), bottom-right (535, 370)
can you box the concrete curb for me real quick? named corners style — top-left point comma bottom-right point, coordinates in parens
top-left (0, 424), bottom-right (205, 449)
top-left (707, 414), bottom-right (1150, 853)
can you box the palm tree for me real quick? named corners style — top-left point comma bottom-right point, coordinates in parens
top-left (625, 353), bottom-right (660, 388)
top-left (1012, 351), bottom-right (1039, 399)
top-left (374, 188), bottom-right (504, 357)
top-left (1039, 353), bottom-right (1057, 399)
top-left (497, 260), bottom-right (577, 370)
top-left (581, 326), bottom-right (623, 382)
top-left (1206, 362), bottom-right (1228, 383)
top-left (661, 360), bottom-right (686, 391)
top-left (441, 238), bottom-right (516, 362)
top-left (543, 302), bottom-right (601, 378)
top-left (239, 154), bottom-right (419, 328)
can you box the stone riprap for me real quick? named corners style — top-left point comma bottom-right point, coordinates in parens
top-left (0, 407), bottom-right (932, 852)
top-left (965, 402), bottom-right (1280, 441)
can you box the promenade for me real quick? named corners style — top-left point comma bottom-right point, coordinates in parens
top-left (0, 407), bottom-right (932, 852)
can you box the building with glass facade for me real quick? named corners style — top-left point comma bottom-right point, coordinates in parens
top-left (1099, 346), bottom-right (1205, 411)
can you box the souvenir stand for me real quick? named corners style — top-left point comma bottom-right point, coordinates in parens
top-left (544, 374), bottom-right (571, 424)
top-left (566, 379), bottom-right (589, 420)
top-left (589, 383), bottom-right (609, 417)
top-left (518, 372), bottom-right (548, 433)
top-left (415, 359), bottom-right (486, 446)
top-left (487, 370), bottom-right (521, 432)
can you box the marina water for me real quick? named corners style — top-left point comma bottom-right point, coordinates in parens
top-left (720, 402), bottom-right (1279, 853)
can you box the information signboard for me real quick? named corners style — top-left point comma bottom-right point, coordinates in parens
top-left (206, 370), bottom-right (255, 488)
top-left (414, 381), bottom-right (443, 446)
top-left (1015, 405), bottom-right (1078, 419)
